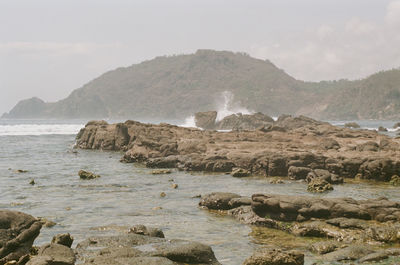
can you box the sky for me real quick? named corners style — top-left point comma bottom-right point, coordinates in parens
top-left (1, 0), bottom-right (400, 115)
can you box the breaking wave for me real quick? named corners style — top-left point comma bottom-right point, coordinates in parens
top-left (0, 124), bottom-right (84, 136)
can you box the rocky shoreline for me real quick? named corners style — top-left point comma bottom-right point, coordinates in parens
top-left (199, 192), bottom-right (400, 264)
top-left (75, 114), bottom-right (400, 185)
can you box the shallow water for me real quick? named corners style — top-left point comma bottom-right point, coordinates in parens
top-left (1, 120), bottom-right (400, 265)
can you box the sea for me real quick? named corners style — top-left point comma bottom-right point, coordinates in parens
top-left (0, 118), bottom-right (399, 265)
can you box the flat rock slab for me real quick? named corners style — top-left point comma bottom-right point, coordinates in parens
top-left (75, 233), bottom-right (220, 265)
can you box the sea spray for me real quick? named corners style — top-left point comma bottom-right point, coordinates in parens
top-left (215, 91), bottom-right (254, 121)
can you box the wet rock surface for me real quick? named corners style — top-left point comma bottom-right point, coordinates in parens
top-left (78, 170), bottom-right (100, 180)
top-left (200, 192), bottom-right (400, 264)
top-left (75, 114), bottom-right (400, 183)
top-left (0, 210), bottom-right (42, 265)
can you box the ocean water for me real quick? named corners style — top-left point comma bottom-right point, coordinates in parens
top-left (1, 119), bottom-right (400, 265)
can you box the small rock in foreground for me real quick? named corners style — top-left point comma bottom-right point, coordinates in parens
top-left (78, 170), bottom-right (100, 180)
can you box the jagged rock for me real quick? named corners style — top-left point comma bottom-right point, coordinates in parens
top-left (242, 248), bottom-right (304, 265)
top-left (0, 210), bottom-right (42, 264)
top-left (307, 178), bottom-right (333, 193)
top-left (51, 233), bottom-right (74, 248)
top-left (78, 170), bottom-right (100, 180)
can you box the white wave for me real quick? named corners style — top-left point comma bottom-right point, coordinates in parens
top-left (216, 91), bottom-right (254, 121)
top-left (179, 115), bottom-right (198, 128)
top-left (0, 124), bottom-right (84, 136)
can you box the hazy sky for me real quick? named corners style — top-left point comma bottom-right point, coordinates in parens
top-left (1, 0), bottom-right (400, 115)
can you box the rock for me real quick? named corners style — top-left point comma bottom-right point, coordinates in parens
top-left (358, 251), bottom-right (388, 263)
top-left (194, 111), bottom-right (217, 129)
top-left (306, 169), bottom-right (343, 184)
top-left (356, 141), bottom-right (379, 152)
top-left (215, 112), bottom-right (274, 131)
top-left (75, 233), bottom-right (220, 265)
top-left (199, 192), bottom-right (241, 210)
top-left (160, 192), bottom-right (166, 197)
top-left (37, 218), bottom-right (56, 228)
top-left (269, 178), bottom-right (284, 184)
top-left (27, 243), bottom-right (76, 265)
top-left (51, 233), bottom-right (73, 248)
top-left (393, 122), bottom-right (400, 129)
top-left (129, 225), bottom-right (165, 238)
top-left (0, 210), bottom-right (42, 264)
top-left (288, 166), bottom-right (312, 180)
top-left (323, 245), bottom-right (374, 262)
top-left (344, 122), bottom-right (360, 128)
top-left (231, 168), bottom-right (250, 177)
top-left (307, 178), bottom-right (333, 193)
top-left (242, 248), bottom-right (304, 265)
top-left (15, 169), bottom-right (28, 173)
top-left (151, 169), bottom-right (171, 175)
top-left (390, 175), bottom-right (400, 186)
top-left (171, 183), bottom-right (178, 189)
top-left (29, 179), bottom-right (35, 185)
top-left (326, 217), bottom-right (365, 229)
top-left (78, 170), bottom-right (100, 180)
top-left (75, 117), bottom-right (400, 183)
top-left (310, 241), bottom-right (338, 254)
top-left (378, 126), bottom-right (388, 132)
top-left (251, 194), bottom-right (400, 222)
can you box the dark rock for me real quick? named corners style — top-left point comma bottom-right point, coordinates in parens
top-left (78, 170), bottom-right (100, 180)
top-left (129, 225), bottom-right (165, 238)
top-left (199, 192), bottom-right (241, 210)
top-left (51, 234), bottom-right (73, 248)
top-left (288, 166), bottom-right (312, 180)
top-left (378, 126), bottom-right (388, 132)
top-left (344, 122), bottom-right (360, 128)
top-left (242, 248), bottom-right (304, 265)
top-left (0, 210), bottom-right (42, 264)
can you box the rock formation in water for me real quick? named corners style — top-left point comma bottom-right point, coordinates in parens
top-left (4, 50), bottom-right (400, 120)
top-left (199, 192), bottom-right (400, 264)
top-left (75, 115), bottom-right (400, 183)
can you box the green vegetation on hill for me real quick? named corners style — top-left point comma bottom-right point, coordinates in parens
top-left (3, 50), bottom-right (400, 120)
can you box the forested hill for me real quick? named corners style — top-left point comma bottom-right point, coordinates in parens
top-left (3, 50), bottom-right (400, 120)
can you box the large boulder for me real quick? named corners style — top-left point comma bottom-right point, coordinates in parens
top-left (199, 192), bottom-right (241, 210)
top-left (194, 111), bottom-right (217, 130)
top-left (27, 243), bottom-right (76, 265)
top-left (0, 210), bottom-right (42, 264)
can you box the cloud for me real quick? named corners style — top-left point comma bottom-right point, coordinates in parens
top-left (250, 0), bottom-right (400, 81)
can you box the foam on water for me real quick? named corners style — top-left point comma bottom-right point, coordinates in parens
top-left (0, 124), bottom-right (84, 136)
top-left (179, 115), bottom-right (197, 128)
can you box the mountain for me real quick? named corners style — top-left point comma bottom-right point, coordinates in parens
top-left (3, 49), bottom-right (400, 120)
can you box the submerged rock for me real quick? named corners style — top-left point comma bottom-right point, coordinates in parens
top-left (78, 170), bottom-right (100, 180)
top-left (129, 225), bottom-right (165, 238)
